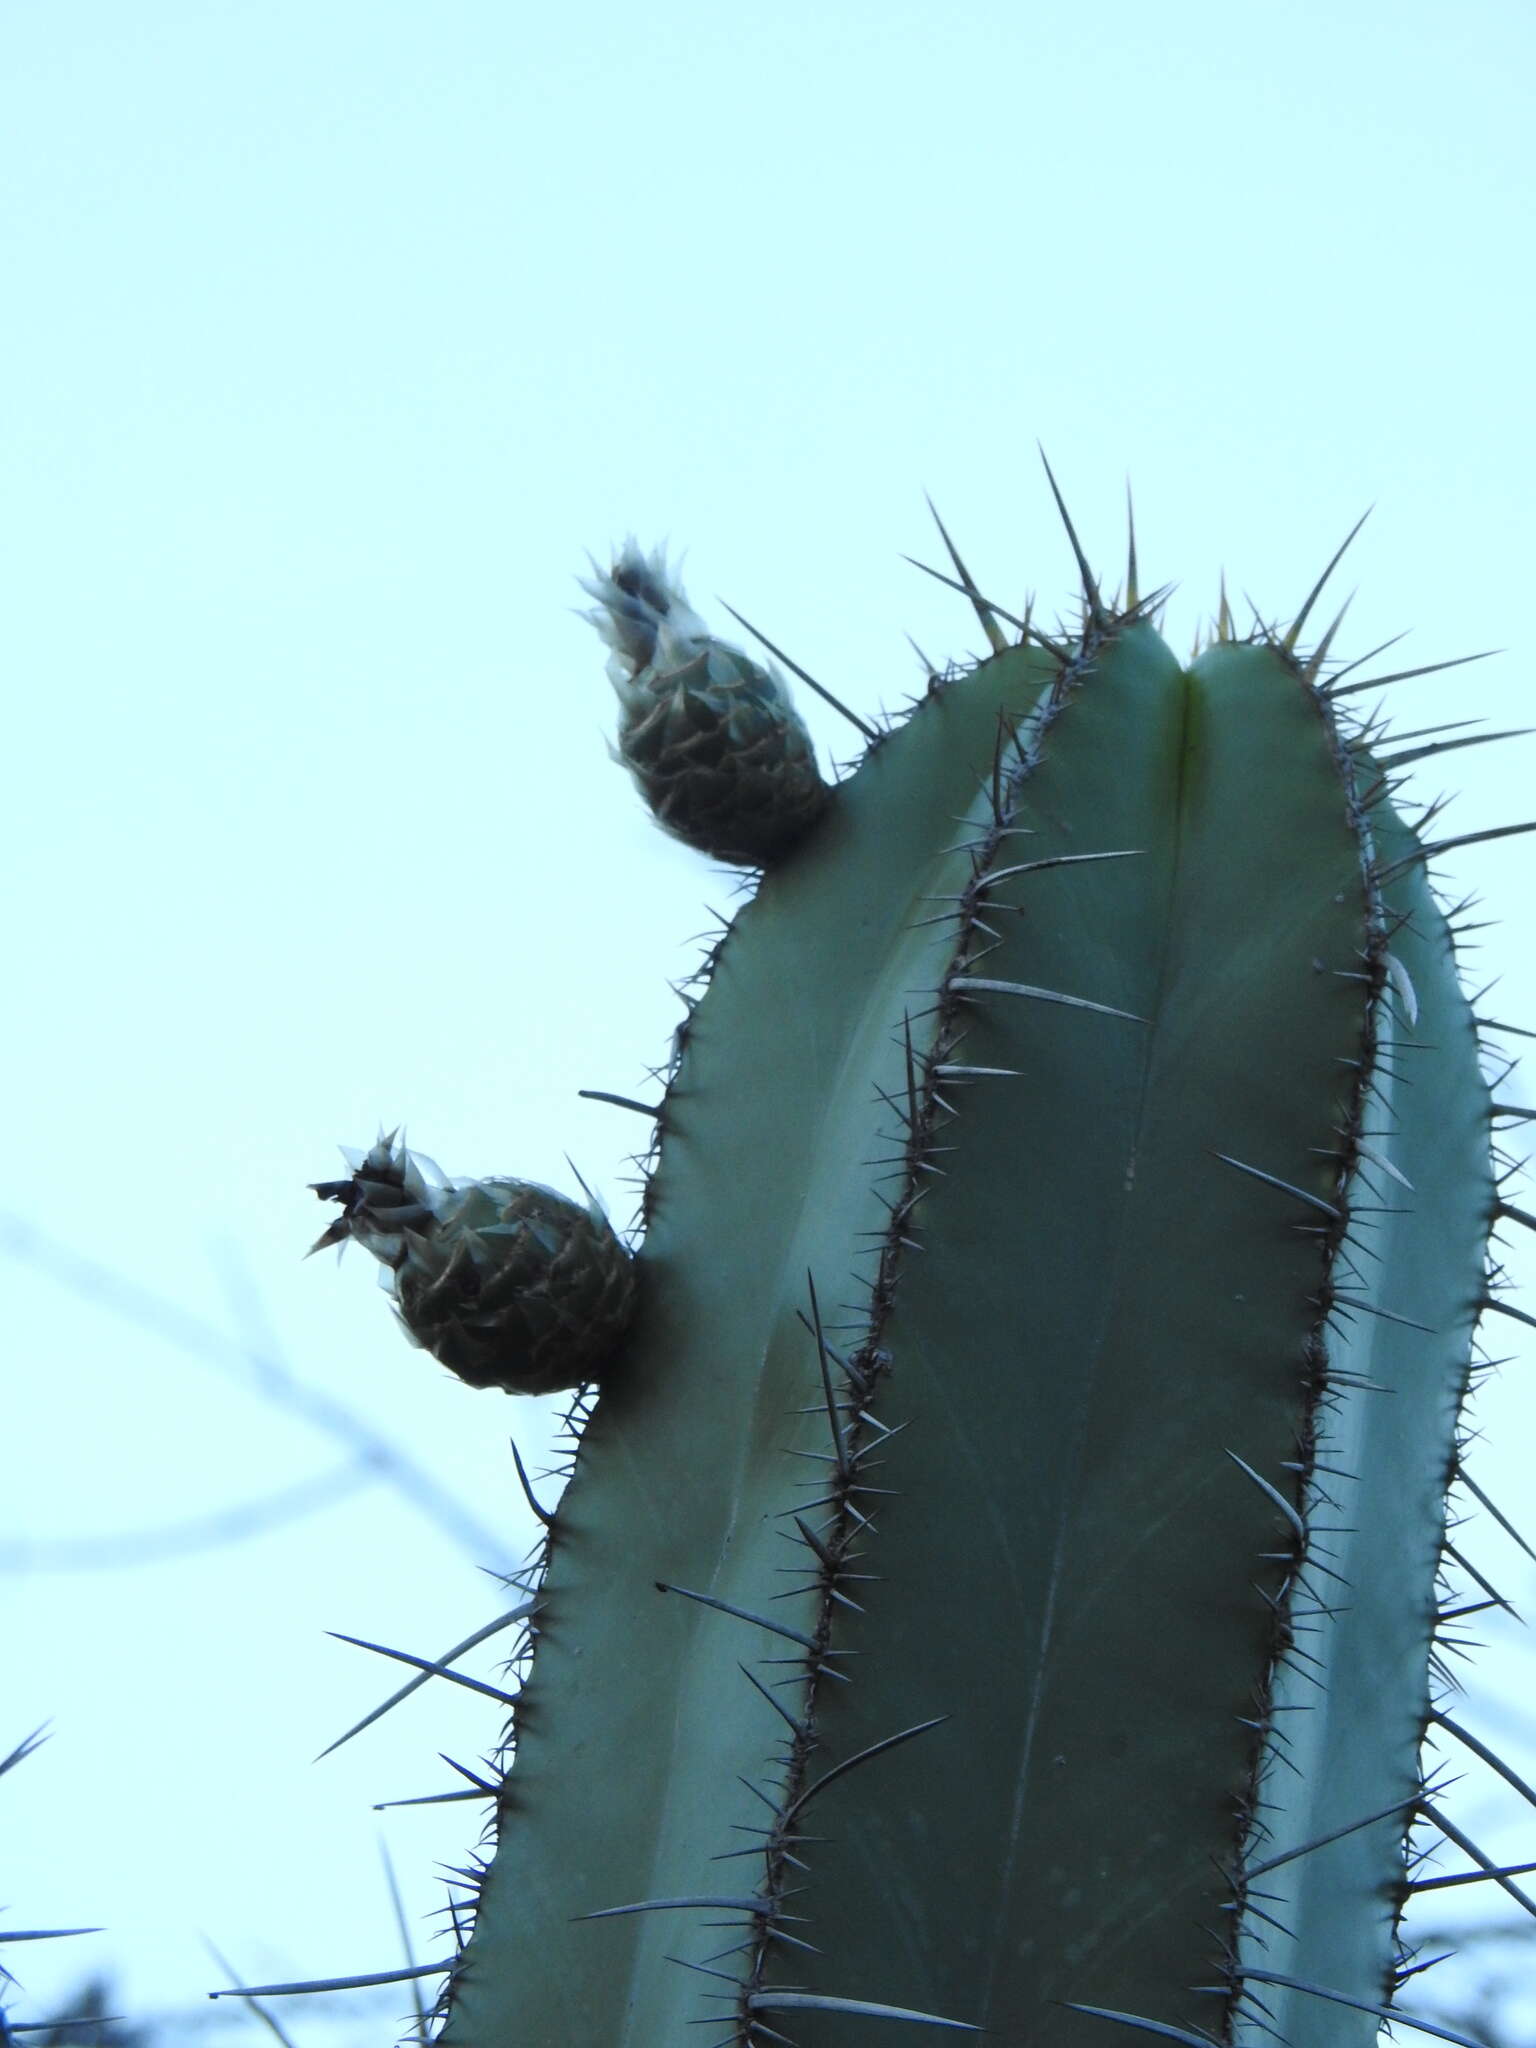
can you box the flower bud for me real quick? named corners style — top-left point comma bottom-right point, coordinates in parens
top-left (311, 1134), bottom-right (637, 1395)
top-left (581, 540), bottom-right (828, 865)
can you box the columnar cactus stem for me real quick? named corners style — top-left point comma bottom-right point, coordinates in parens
top-left (312, 489), bottom-right (1531, 2048)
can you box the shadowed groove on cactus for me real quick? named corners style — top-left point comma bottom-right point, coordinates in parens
top-left (297, 477), bottom-right (1534, 2048)
top-left (309, 1133), bottom-right (636, 1396)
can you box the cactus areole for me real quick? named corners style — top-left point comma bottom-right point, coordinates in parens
top-left (314, 487), bottom-right (1530, 2048)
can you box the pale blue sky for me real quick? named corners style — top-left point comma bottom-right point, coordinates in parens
top-left (4, 2), bottom-right (1535, 2039)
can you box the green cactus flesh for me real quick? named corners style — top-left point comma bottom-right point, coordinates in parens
top-left (432, 556), bottom-right (1506, 2045)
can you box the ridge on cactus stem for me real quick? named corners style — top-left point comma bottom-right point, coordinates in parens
top-left (580, 537), bottom-right (830, 865)
top-left (309, 1131), bottom-right (636, 1395)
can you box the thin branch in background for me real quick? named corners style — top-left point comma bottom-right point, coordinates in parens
top-left (376, 1844), bottom-right (429, 2048)
top-left (0, 1729), bottom-right (49, 1780)
top-left (0, 1212), bottom-right (519, 1572)
top-left (0, 1463), bottom-right (377, 1571)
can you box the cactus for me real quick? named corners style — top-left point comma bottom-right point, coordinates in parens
top-left (313, 481), bottom-right (1533, 2048)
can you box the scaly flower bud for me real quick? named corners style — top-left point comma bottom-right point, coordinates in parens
top-left (580, 540), bottom-right (829, 865)
top-left (310, 1134), bottom-right (637, 1395)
